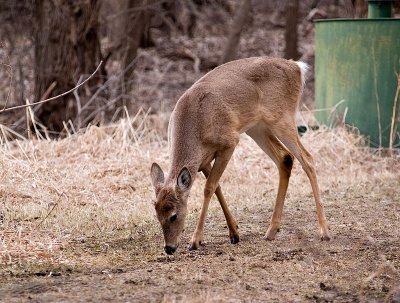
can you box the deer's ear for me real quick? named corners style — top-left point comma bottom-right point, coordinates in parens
top-left (177, 167), bottom-right (191, 192)
top-left (150, 163), bottom-right (164, 195)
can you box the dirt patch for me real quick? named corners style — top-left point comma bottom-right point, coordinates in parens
top-left (1, 178), bottom-right (399, 302)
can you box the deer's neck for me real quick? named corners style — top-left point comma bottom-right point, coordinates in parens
top-left (167, 135), bottom-right (200, 184)
top-left (166, 106), bottom-right (201, 184)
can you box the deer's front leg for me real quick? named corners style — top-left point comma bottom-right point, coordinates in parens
top-left (189, 147), bottom-right (236, 251)
top-left (201, 165), bottom-right (239, 244)
top-left (188, 191), bottom-right (211, 251)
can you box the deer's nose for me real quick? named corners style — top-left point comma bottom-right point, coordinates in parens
top-left (164, 245), bottom-right (176, 255)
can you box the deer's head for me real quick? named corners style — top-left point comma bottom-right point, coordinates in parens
top-left (150, 163), bottom-right (192, 254)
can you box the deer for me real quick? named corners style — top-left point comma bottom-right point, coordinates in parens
top-left (150, 56), bottom-right (330, 255)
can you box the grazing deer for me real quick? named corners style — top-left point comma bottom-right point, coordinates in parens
top-left (150, 57), bottom-right (330, 255)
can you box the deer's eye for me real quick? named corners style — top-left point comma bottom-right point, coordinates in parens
top-left (169, 214), bottom-right (177, 223)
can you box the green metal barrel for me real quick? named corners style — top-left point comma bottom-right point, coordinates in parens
top-left (368, 0), bottom-right (393, 18)
top-left (315, 17), bottom-right (400, 148)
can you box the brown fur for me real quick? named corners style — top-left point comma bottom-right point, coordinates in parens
top-left (150, 56), bottom-right (330, 254)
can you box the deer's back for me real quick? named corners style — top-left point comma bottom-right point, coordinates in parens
top-left (170, 56), bottom-right (302, 150)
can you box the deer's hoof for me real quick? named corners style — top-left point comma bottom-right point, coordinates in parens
top-left (264, 235), bottom-right (275, 241)
top-left (230, 234), bottom-right (240, 244)
top-left (320, 234), bottom-right (331, 241)
top-left (188, 243), bottom-right (198, 251)
top-left (265, 227), bottom-right (279, 241)
top-left (188, 240), bottom-right (201, 251)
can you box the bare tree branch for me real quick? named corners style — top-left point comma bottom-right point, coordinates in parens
top-left (0, 61), bottom-right (103, 114)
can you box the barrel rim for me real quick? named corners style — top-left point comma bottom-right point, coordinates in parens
top-left (314, 18), bottom-right (400, 23)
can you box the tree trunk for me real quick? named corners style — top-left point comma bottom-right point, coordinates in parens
top-left (34, 0), bottom-right (106, 133)
top-left (122, 0), bottom-right (153, 94)
top-left (219, 0), bottom-right (252, 65)
top-left (284, 0), bottom-right (300, 60)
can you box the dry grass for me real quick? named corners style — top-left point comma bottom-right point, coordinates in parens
top-left (0, 110), bottom-right (398, 268)
top-left (0, 108), bottom-right (158, 267)
top-left (0, 110), bottom-right (399, 301)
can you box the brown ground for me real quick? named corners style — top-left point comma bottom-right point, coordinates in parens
top-left (1, 122), bottom-right (400, 302)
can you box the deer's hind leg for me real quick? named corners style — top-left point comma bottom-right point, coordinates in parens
top-left (273, 122), bottom-right (330, 241)
top-left (201, 164), bottom-right (239, 245)
top-left (246, 124), bottom-right (294, 240)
